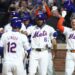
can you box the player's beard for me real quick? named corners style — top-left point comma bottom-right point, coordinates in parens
top-left (72, 26), bottom-right (75, 30)
top-left (36, 20), bottom-right (45, 28)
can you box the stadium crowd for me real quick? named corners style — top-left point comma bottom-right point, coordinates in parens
top-left (0, 0), bottom-right (75, 43)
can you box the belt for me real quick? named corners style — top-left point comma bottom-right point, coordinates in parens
top-left (70, 50), bottom-right (75, 53)
top-left (32, 48), bottom-right (46, 52)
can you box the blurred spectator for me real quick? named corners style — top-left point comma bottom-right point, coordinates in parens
top-left (0, 0), bottom-right (72, 43)
top-left (0, 0), bottom-right (13, 27)
top-left (62, 0), bottom-right (75, 28)
top-left (46, 6), bottom-right (59, 29)
top-left (31, 0), bottom-right (43, 6)
top-left (54, 0), bottom-right (63, 8)
top-left (63, 0), bottom-right (75, 12)
top-left (8, 0), bottom-right (20, 12)
top-left (47, 0), bottom-right (54, 6)
top-left (46, 6), bottom-right (66, 43)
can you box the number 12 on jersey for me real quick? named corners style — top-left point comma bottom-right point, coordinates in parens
top-left (7, 42), bottom-right (16, 53)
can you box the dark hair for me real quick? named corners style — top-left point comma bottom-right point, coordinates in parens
top-left (9, 7), bottom-right (16, 11)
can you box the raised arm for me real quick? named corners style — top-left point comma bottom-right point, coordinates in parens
top-left (57, 17), bottom-right (64, 32)
top-left (43, 2), bottom-right (52, 18)
top-left (35, 1), bottom-right (52, 18)
top-left (57, 10), bottom-right (67, 32)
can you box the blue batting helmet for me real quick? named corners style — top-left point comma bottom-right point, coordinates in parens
top-left (22, 15), bottom-right (31, 21)
top-left (11, 18), bottom-right (22, 29)
top-left (21, 12), bottom-right (31, 21)
top-left (10, 11), bottom-right (19, 17)
top-left (35, 12), bottom-right (46, 20)
top-left (10, 17), bottom-right (21, 22)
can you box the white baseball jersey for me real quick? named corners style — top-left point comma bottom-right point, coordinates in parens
top-left (28, 24), bottom-right (56, 75)
top-left (0, 31), bottom-right (30, 61)
top-left (4, 23), bottom-right (26, 32)
top-left (63, 27), bottom-right (75, 49)
top-left (27, 24), bottom-right (56, 49)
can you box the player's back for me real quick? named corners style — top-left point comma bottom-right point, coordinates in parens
top-left (1, 31), bottom-right (27, 62)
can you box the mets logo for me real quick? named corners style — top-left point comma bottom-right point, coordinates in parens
top-left (33, 30), bottom-right (47, 38)
top-left (68, 34), bottom-right (75, 39)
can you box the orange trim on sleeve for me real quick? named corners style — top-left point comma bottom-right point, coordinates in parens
top-left (45, 4), bottom-right (52, 18)
top-left (57, 17), bottom-right (64, 32)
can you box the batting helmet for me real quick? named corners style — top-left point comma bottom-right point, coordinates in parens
top-left (35, 12), bottom-right (46, 20)
top-left (10, 11), bottom-right (19, 17)
top-left (10, 17), bottom-right (21, 22)
top-left (11, 18), bottom-right (22, 29)
top-left (21, 12), bottom-right (31, 21)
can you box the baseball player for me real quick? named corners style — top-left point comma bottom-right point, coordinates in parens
top-left (21, 12), bottom-right (33, 42)
top-left (0, 18), bottom-right (30, 75)
top-left (4, 11), bottom-right (26, 32)
top-left (21, 12), bottom-right (33, 74)
top-left (25, 12), bottom-right (57, 75)
top-left (57, 12), bottom-right (75, 75)
top-left (22, 12), bottom-right (32, 28)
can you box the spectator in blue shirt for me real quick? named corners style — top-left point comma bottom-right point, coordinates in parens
top-left (63, 0), bottom-right (75, 12)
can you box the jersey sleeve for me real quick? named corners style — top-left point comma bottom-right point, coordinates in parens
top-left (63, 27), bottom-right (71, 35)
top-left (0, 34), bottom-right (6, 47)
top-left (57, 17), bottom-right (64, 32)
top-left (22, 35), bottom-right (31, 50)
top-left (57, 17), bottom-right (71, 35)
top-left (26, 26), bottom-right (34, 35)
